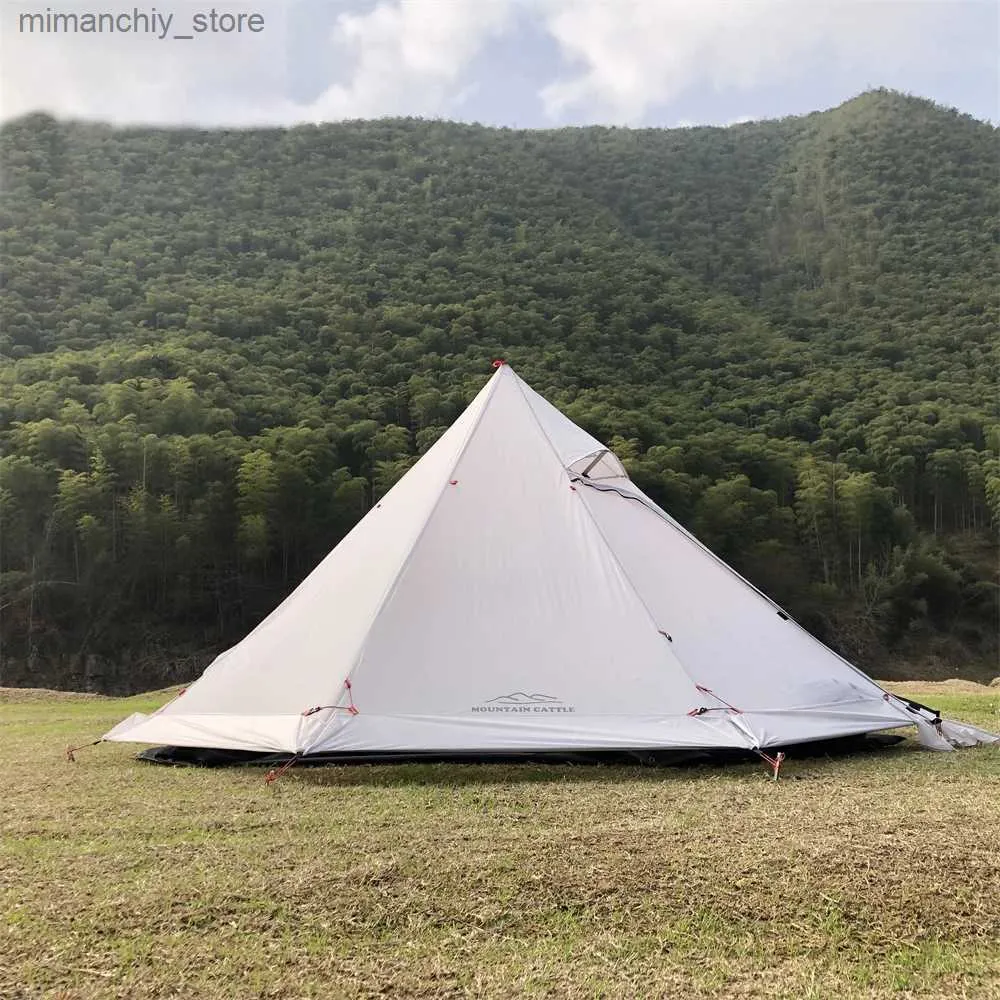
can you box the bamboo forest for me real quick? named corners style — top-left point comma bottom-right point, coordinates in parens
top-left (1, 89), bottom-right (997, 691)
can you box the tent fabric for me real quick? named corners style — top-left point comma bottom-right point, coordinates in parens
top-left (105, 364), bottom-right (995, 757)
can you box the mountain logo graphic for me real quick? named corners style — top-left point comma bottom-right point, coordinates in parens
top-left (486, 692), bottom-right (560, 704)
top-left (471, 692), bottom-right (575, 714)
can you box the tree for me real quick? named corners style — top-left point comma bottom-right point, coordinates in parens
top-left (236, 450), bottom-right (277, 569)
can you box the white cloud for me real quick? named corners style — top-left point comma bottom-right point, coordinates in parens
top-left (0, 0), bottom-right (994, 126)
top-left (537, 0), bottom-right (980, 124)
top-left (0, 3), bottom-right (298, 125)
top-left (304, 0), bottom-right (514, 121)
top-left (0, 0), bottom-right (514, 125)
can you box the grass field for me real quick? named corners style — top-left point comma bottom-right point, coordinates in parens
top-left (2, 682), bottom-right (999, 1000)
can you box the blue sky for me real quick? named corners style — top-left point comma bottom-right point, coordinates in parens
top-left (2, 0), bottom-right (997, 127)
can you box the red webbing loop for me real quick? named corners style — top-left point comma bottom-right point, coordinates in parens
top-left (65, 739), bottom-right (102, 762)
top-left (688, 685), bottom-right (743, 717)
top-left (492, 359), bottom-right (505, 368)
top-left (301, 703), bottom-right (359, 717)
top-left (344, 677), bottom-right (357, 714)
top-left (302, 678), bottom-right (359, 718)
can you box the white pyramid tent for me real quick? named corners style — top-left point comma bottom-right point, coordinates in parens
top-left (105, 363), bottom-right (997, 760)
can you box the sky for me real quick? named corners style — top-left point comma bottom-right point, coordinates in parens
top-left (1, 0), bottom-right (997, 129)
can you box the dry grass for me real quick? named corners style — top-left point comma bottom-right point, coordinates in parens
top-left (882, 679), bottom-right (999, 695)
top-left (2, 686), bottom-right (999, 1000)
top-left (0, 688), bottom-right (102, 703)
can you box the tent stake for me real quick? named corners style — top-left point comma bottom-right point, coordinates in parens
top-left (756, 750), bottom-right (785, 781)
top-left (264, 754), bottom-right (301, 785)
top-left (65, 738), bottom-right (103, 762)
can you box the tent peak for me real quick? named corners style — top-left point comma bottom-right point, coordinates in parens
top-left (491, 359), bottom-right (518, 379)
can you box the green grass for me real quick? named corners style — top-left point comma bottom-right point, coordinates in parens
top-left (2, 685), bottom-right (999, 999)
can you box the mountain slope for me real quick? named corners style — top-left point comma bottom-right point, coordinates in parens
top-left (0, 91), bottom-right (997, 691)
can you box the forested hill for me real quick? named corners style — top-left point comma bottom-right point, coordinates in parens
top-left (1, 89), bottom-right (998, 692)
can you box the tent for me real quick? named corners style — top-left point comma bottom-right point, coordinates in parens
top-left (104, 362), bottom-right (997, 764)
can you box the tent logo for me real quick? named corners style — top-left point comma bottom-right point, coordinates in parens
top-left (472, 692), bottom-right (575, 714)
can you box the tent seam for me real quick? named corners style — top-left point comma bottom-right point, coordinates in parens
top-left (299, 368), bottom-right (506, 752)
top-left (509, 372), bottom-right (759, 750)
top-left (576, 477), bottom-right (905, 712)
